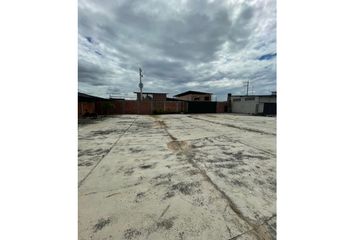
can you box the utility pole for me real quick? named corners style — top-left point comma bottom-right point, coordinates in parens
top-left (243, 80), bottom-right (250, 96)
top-left (139, 68), bottom-right (143, 101)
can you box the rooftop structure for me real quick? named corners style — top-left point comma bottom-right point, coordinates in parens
top-left (174, 90), bottom-right (212, 101)
top-left (134, 92), bottom-right (167, 101)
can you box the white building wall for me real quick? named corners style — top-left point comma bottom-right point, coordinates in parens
top-left (258, 102), bottom-right (264, 113)
top-left (230, 95), bottom-right (276, 114)
top-left (231, 96), bottom-right (259, 114)
top-left (259, 96), bottom-right (276, 103)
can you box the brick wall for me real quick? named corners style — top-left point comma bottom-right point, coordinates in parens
top-left (216, 102), bottom-right (228, 113)
top-left (82, 99), bottom-right (224, 115)
top-left (78, 102), bottom-right (95, 116)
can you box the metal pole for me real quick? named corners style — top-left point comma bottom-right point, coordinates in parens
top-left (246, 81), bottom-right (249, 96)
top-left (139, 68), bottom-right (143, 101)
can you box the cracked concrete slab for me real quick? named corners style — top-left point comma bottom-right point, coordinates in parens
top-left (79, 114), bottom-right (276, 240)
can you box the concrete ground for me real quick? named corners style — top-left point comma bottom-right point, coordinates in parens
top-left (78, 114), bottom-right (276, 240)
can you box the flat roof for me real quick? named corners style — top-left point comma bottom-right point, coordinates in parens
top-left (78, 92), bottom-right (105, 100)
top-left (231, 94), bottom-right (276, 98)
top-left (134, 92), bottom-right (167, 94)
top-left (174, 90), bottom-right (212, 97)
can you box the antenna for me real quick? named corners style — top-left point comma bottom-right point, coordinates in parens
top-left (139, 68), bottom-right (144, 101)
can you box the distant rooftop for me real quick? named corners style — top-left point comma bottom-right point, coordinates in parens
top-left (134, 92), bottom-right (167, 94)
top-left (78, 92), bottom-right (105, 100)
top-left (231, 94), bottom-right (276, 97)
top-left (174, 90), bottom-right (212, 97)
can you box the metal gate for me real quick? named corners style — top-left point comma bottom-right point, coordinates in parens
top-left (263, 103), bottom-right (276, 115)
top-left (187, 101), bottom-right (217, 113)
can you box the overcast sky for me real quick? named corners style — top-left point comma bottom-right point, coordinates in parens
top-left (78, 0), bottom-right (276, 100)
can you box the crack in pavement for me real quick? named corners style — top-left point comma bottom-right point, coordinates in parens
top-left (152, 116), bottom-right (266, 240)
top-left (78, 117), bottom-right (138, 188)
top-left (220, 135), bottom-right (276, 157)
top-left (187, 115), bottom-right (276, 136)
top-left (228, 214), bottom-right (276, 240)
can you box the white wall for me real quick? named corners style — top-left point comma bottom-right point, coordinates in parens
top-left (230, 95), bottom-right (276, 114)
top-left (259, 96), bottom-right (276, 103)
top-left (231, 96), bottom-right (259, 114)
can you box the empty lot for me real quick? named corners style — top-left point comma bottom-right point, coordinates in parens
top-left (78, 114), bottom-right (276, 240)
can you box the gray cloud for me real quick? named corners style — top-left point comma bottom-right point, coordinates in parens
top-left (78, 0), bottom-right (276, 100)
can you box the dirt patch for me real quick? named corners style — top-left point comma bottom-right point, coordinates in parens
top-left (254, 224), bottom-right (274, 240)
top-left (153, 173), bottom-right (173, 186)
top-left (254, 179), bottom-right (265, 186)
top-left (187, 169), bottom-right (199, 176)
top-left (123, 228), bottom-right (142, 239)
top-left (243, 154), bottom-right (269, 160)
top-left (214, 170), bottom-right (226, 178)
top-left (135, 192), bottom-right (145, 202)
top-left (162, 191), bottom-right (175, 200)
top-left (153, 173), bottom-right (173, 180)
top-left (231, 179), bottom-right (247, 188)
top-left (157, 217), bottom-right (177, 230)
top-left (79, 148), bottom-right (110, 157)
top-left (155, 180), bottom-right (171, 186)
top-left (78, 161), bottom-right (93, 167)
top-left (124, 169), bottom-right (134, 176)
top-left (91, 129), bottom-right (122, 136)
top-left (93, 217), bottom-right (111, 232)
top-left (170, 182), bottom-right (201, 195)
top-left (78, 116), bottom-right (106, 126)
top-left (129, 147), bottom-right (144, 153)
top-left (167, 141), bottom-right (188, 152)
top-left (214, 163), bottom-right (237, 169)
top-left (140, 164), bottom-right (154, 169)
top-left (156, 120), bottom-right (167, 128)
top-left (228, 168), bottom-right (247, 175)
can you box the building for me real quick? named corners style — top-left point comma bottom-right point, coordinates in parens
top-left (228, 92), bottom-right (276, 115)
top-left (78, 92), bottom-right (105, 116)
top-left (174, 90), bottom-right (212, 101)
top-left (134, 92), bottom-right (167, 101)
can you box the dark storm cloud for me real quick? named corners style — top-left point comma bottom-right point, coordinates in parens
top-left (258, 53), bottom-right (277, 60)
top-left (78, 0), bottom-right (276, 100)
top-left (78, 60), bottom-right (112, 86)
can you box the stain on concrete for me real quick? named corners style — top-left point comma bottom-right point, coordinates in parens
top-left (170, 182), bottom-right (201, 195)
top-left (91, 129), bottom-right (122, 135)
top-left (167, 141), bottom-right (188, 152)
top-left (124, 169), bottom-right (134, 176)
top-left (129, 147), bottom-right (144, 153)
top-left (78, 161), bottom-right (94, 167)
top-left (162, 191), bottom-right (175, 200)
top-left (93, 217), bottom-right (111, 232)
top-left (140, 164), bottom-right (153, 169)
top-left (135, 192), bottom-right (145, 202)
top-left (123, 228), bottom-right (142, 239)
top-left (157, 216), bottom-right (177, 230)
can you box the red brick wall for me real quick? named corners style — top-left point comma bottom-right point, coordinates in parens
top-left (152, 101), bottom-right (164, 113)
top-left (216, 102), bottom-right (228, 113)
top-left (124, 100), bottom-right (139, 114)
top-left (80, 99), bottom-right (226, 115)
top-left (139, 101), bottom-right (152, 114)
top-left (164, 102), bottom-right (178, 113)
top-left (78, 102), bottom-right (95, 116)
top-left (113, 100), bottom-right (125, 114)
